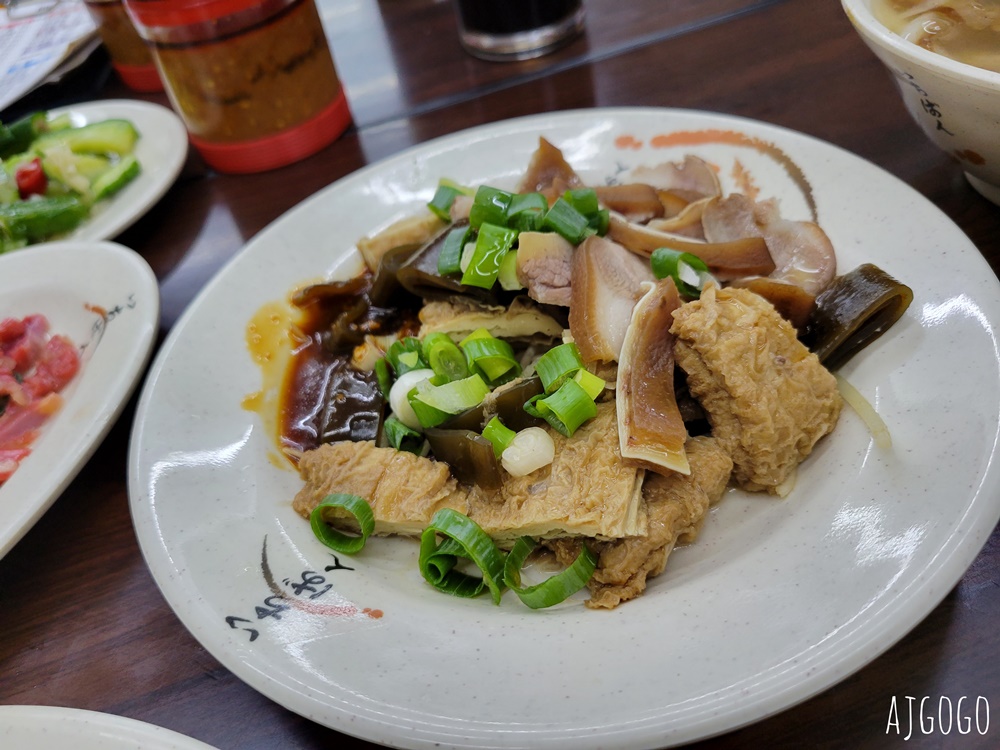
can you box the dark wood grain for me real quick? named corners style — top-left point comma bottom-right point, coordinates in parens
top-left (1, 0), bottom-right (998, 748)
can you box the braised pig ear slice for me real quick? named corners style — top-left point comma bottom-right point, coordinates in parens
top-left (517, 137), bottom-right (585, 195)
top-left (630, 155), bottom-right (722, 203)
top-left (646, 196), bottom-right (711, 239)
top-left (617, 278), bottom-right (690, 476)
top-left (568, 235), bottom-right (656, 363)
top-left (592, 183), bottom-right (665, 224)
top-left (702, 194), bottom-right (836, 296)
top-left (607, 211), bottom-right (775, 281)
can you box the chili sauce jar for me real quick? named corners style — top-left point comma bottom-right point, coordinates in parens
top-left (83, 0), bottom-right (163, 92)
top-left (124, 0), bottom-right (351, 173)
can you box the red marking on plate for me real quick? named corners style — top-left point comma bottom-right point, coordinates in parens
top-left (615, 135), bottom-right (643, 150)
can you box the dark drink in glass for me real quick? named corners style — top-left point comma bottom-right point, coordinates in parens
top-left (454, 0), bottom-right (584, 61)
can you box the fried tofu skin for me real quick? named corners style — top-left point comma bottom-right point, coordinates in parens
top-left (293, 440), bottom-right (470, 536)
top-left (293, 403), bottom-right (646, 542)
top-left (548, 436), bottom-right (733, 609)
top-left (670, 285), bottom-right (841, 493)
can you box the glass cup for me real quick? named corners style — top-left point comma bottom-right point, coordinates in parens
top-left (83, 0), bottom-right (162, 92)
top-left (453, 0), bottom-right (585, 62)
top-left (123, 0), bottom-right (351, 174)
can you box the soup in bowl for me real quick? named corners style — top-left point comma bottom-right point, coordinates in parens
top-left (843, 0), bottom-right (1000, 205)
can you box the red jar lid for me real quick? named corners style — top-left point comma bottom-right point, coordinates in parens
top-left (123, 0), bottom-right (277, 28)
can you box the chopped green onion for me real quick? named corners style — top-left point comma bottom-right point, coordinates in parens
top-left (410, 374), bottom-right (490, 427)
top-left (507, 192), bottom-right (548, 231)
top-left (408, 391), bottom-right (452, 429)
top-left (497, 249), bottom-right (523, 291)
top-left (460, 329), bottom-right (521, 385)
top-left (310, 493), bottom-right (375, 555)
top-left (461, 222), bottom-right (519, 289)
top-left (534, 342), bottom-right (585, 394)
top-left (650, 247), bottom-right (714, 298)
top-left (422, 332), bottom-right (469, 382)
top-left (386, 337), bottom-right (428, 376)
top-left (589, 208), bottom-right (610, 236)
top-left (562, 187), bottom-right (600, 217)
top-left (383, 415), bottom-right (424, 454)
top-left (419, 508), bottom-right (505, 603)
top-left (374, 357), bottom-right (393, 398)
top-left (542, 196), bottom-right (592, 245)
top-left (524, 378), bottom-right (597, 437)
top-left (427, 184), bottom-right (463, 222)
top-left (503, 536), bottom-right (597, 609)
top-left (469, 185), bottom-right (513, 229)
top-left (572, 368), bottom-right (607, 400)
top-left (438, 224), bottom-right (473, 276)
top-left (482, 416), bottom-right (516, 458)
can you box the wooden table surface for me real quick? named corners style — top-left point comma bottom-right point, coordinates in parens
top-left (2, 0), bottom-right (998, 748)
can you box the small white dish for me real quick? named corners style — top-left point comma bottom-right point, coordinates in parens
top-left (0, 241), bottom-right (159, 558)
top-left (0, 705), bottom-right (218, 749)
top-left (129, 108), bottom-right (1000, 749)
top-left (46, 99), bottom-right (187, 241)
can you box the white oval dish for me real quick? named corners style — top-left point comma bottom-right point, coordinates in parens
top-left (0, 705), bottom-right (218, 749)
top-left (47, 99), bottom-right (187, 241)
top-left (0, 241), bottom-right (159, 558)
top-left (128, 108), bottom-right (1000, 749)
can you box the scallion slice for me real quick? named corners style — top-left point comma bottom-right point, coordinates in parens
top-left (497, 249), bottom-right (523, 291)
top-left (507, 192), bottom-right (548, 231)
top-left (419, 508), bottom-right (505, 603)
top-left (438, 225), bottom-right (473, 276)
top-left (572, 368), bottom-right (607, 400)
top-left (503, 536), bottom-right (598, 609)
top-left (469, 185), bottom-right (513, 229)
top-left (387, 337), bottom-right (428, 376)
top-left (411, 374), bottom-right (490, 424)
top-left (460, 329), bottom-right (521, 385)
top-left (427, 184), bottom-right (463, 222)
top-left (542, 196), bottom-right (591, 245)
top-left (309, 493), bottom-right (375, 555)
top-left (524, 378), bottom-right (597, 437)
top-left (650, 247), bottom-right (714, 298)
top-left (374, 356), bottom-right (393, 398)
top-left (562, 187), bottom-right (600, 217)
top-left (383, 415), bottom-right (424, 453)
top-left (534, 342), bottom-right (584, 394)
top-left (422, 332), bottom-right (469, 382)
top-left (482, 416), bottom-right (516, 458)
top-left (461, 222), bottom-right (519, 289)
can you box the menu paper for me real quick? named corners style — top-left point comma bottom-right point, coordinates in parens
top-left (0, 0), bottom-right (98, 114)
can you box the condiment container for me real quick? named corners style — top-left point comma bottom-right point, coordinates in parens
top-left (123, 0), bottom-right (351, 173)
top-left (83, 0), bottom-right (163, 92)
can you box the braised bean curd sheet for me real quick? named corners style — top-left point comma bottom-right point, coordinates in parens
top-left (272, 139), bottom-right (912, 610)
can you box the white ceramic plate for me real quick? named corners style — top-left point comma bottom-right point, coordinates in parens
top-left (128, 108), bottom-right (1000, 749)
top-left (0, 241), bottom-right (158, 558)
top-left (0, 705), bottom-right (218, 749)
top-left (46, 99), bottom-right (187, 242)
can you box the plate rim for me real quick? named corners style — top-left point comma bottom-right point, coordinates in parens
top-left (127, 105), bottom-right (1000, 748)
top-left (0, 705), bottom-right (218, 749)
top-left (0, 240), bottom-right (160, 559)
top-left (48, 98), bottom-right (188, 243)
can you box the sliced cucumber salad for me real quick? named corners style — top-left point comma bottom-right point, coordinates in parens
top-left (0, 111), bottom-right (141, 252)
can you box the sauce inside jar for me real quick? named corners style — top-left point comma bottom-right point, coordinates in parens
top-left (146, 0), bottom-right (341, 143)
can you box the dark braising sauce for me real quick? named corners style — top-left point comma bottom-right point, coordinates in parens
top-left (279, 273), bottom-right (418, 455)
